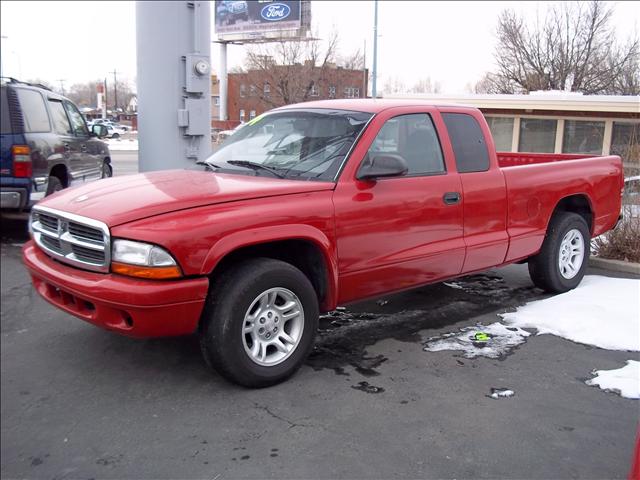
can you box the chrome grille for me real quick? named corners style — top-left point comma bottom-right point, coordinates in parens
top-left (30, 206), bottom-right (110, 273)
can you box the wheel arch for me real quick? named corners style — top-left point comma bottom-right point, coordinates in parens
top-left (48, 163), bottom-right (69, 188)
top-left (549, 194), bottom-right (594, 235)
top-left (201, 225), bottom-right (339, 312)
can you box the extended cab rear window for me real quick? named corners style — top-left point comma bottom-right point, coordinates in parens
top-left (442, 113), bottom-right (490, 173)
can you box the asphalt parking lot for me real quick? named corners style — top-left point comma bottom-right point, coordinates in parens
top-left (2, 151), bottom-right (638, 479)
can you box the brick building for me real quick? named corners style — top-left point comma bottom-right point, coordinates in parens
top-left (225, 64), bottom-right (368, 124)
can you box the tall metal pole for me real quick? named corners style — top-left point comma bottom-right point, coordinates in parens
top-left (372, 0), bottom-right (378, 99)
top-left (136, 1), bottom-right (211, 172)
top-left (103, 78), bottom-right (108, 119)
top-left (219, 42), bottom-right (228, 121)
top-left (111, 69), bottom-right (118, 113)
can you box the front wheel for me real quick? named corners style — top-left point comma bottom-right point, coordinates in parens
top-left (101, 161), bottom-right (113, 178)
top-left (528, 212), bottom-right (590, 293)
top-left (111, 133), bottom-right (120, 139)
top-left (199, 258), bottom-right (319, 387)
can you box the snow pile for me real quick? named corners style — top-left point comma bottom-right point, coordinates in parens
top-left (106, 139), bottom-right (139, 151)
top-left (424, 322), bottom-right (530, 358)
top-left (500, 276), bottom-right (640, 352)
top-left (586, 361), bottom-right (640, 399)
top-left (488, 388), bottom-right (515, 399)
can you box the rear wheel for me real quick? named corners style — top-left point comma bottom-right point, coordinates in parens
top-left (528, 212), bottom-right (590, 293)
top-left (101, 161), bottom-right (113, 178)
top-left (111, 132), bottom-right (120, 139)
top-left (45, 176), bottom-right (63, 196)
top-left (199, 258), bottom-right (319, 387)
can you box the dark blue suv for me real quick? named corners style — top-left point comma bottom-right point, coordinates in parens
top-left (1, 78), bottom-right (111, 211)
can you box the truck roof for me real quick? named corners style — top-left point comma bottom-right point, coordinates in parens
top-left (276, 98), bottom-right (472, 114)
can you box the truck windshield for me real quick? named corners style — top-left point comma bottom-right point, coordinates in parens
top-left (205, 109), bottom-right (373, 181)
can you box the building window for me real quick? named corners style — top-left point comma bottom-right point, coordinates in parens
top-left (264, 82), bottom-right (271, 97)
top-left (562, 120), bottom-right (605, 154)
top-left (518, 118), bottom-right (557, 153)
top-left (310, 84), bottom-right (319, 97)
top-left (249, 110), bottom-right (256, 120)
top-left (485, 116), bottom-right (514, 152)
top-left (240, 84), bottom-right (246, 98)
top-left (611, 122), bottom-right (640, 157)
top-left (353, 88), bottom-right (360, 98)
top-left (239, 109), bottom-right (245, 122)
top-left (328, 86), bottom-right (336, 98)
top-left (250, 85), bottom-right (257, 97)
top-left (214, 96), bottom-right (220, 106)
top-left (344, 87), bottom-right (360, 99)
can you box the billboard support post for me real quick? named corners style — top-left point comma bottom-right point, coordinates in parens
top-left (372, 0), bottom-right (378, 99)
top-left (219, 42), bottom-right (228, 121)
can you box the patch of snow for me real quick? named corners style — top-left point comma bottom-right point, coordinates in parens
top-left (488, 388), bottom-right (515, 399)
top-left (443, 282), bottom-right (464, 290)
top-left (586, 360), bottom-right (640, 399)
top-left (106, 139), bottom-right (138, 151)
top-left (424, 322), bottom-right (530, 358)
top-left (501, 276), bottom-right (640, 351)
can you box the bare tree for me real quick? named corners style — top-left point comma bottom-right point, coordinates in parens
top-left (408, 77), bottom-right (441, 94)
top-left (66, 79), bottom-right (135, 110)
top-left (243, 31), bottom-right (342, 107)
top-left (480, 1), bottom-right (639, 94)
top-left (382, 76), bottom-right (407, 95)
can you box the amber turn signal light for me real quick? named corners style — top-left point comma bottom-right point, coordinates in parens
top-left (111, 262), bottom-right (182, 280)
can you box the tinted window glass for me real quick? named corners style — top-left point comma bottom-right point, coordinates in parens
top-left (611, 122), bottom-right (640, 158)
top-left (48, 100), bottom-right (73, 135)
top-left (16, 88), bottom-right (50, 133)
top-left (366, 113), bottom-right (445, 175)
top-left (562, 120), bottom-right (604, 154)
top-left (519, 118), bottom-right (557, 153)
top-left (64, 100), bottom-right (89, 136)
top-left (485, 116), bottom-right (514, 151)
top-left (442, 113), bottom-right (490, 173)
top-left (1, 87), bottom-right (12, 134)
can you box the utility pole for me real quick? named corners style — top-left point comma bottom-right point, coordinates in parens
top-left (56, 79), bottom-right (66, 95)
top-left (0, 36), bottom-right (7, 78)
top-left (363, 39), bottom-right (367, 98)
top-left (136, 1), bottom-right (211, 171)
top-left (110, 69), bottom-right (119, 113)
top-left (372, 0), bottom-right (378, 99)
top-left (103, 78), bottom-right (108, 119)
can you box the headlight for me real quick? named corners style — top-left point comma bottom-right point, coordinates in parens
top-left (111, 239), bottom-right (182, 279)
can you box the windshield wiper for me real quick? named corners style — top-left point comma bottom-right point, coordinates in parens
top-left (196, 160), bottom-right (222, 172)
top-left (227, 160), bottom-right (286, 179)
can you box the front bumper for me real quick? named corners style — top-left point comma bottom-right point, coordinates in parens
top-left (23, 241), bottom-right (209, 338)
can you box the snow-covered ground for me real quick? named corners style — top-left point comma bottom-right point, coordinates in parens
top-left (425, 275), bottom-right (640, 399)
top-left (106, 138), bottom-right (138, 151)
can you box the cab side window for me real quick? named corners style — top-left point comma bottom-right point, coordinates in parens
top-left (442, 113), bottom-right (490, 173)
top-left (64, 101), bottom-right (89, 136)
top-left (367, 113), bottom-right (445, 176)
top-left (48, 100), bottom-right (73, 135)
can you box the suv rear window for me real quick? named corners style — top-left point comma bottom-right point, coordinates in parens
top-left (1, 87), bottom-right (12, 134)
top-left (442, 113), bottom-right (490, 173)
top-left (15, 88), bottom-right (50, 133)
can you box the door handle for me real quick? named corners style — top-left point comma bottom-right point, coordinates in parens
top-left (63, 143), bottom-right (71, 152)
top-left (80, 144), bottom-right (87, 152)
top-left (443, 192), bottom-right (461, 205)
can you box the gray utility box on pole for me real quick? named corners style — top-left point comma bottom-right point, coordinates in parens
top-left (136, 1), bottom-right (211, 172)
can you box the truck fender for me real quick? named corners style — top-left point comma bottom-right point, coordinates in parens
top-left (200, 224), bottom-right (339, 311)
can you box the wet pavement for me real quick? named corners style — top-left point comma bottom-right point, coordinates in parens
top-left (2, 216), bottom-right (638, 479)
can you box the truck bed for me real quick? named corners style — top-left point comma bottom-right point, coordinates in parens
top-left (497, 152), bottom-right (596, 168)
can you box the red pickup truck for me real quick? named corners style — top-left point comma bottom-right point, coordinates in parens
top-left (23, 100), bottom-right (623, 387)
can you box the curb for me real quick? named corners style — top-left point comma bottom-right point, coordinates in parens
top-left (589, 257), bottom-right (640, 275)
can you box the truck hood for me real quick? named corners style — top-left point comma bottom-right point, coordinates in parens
top-left (38, 170), bottom-right (335, 226)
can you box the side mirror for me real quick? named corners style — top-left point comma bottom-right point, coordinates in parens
top-left (357, 154), bottom-right (408, 180)
top-left (92, 124), bottom-right (109, 139)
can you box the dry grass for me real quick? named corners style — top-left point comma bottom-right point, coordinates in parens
top-left (592, 205), bottom-right (640, 263)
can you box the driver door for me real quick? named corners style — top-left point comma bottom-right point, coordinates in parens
top-left (332, 107), bottom-right (465, 304)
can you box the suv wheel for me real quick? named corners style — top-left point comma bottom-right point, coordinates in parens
top-left (45, 176), bottom-right (63, 196)
top-left (101, 161), bottom-right (113, 178)
top-left (528, 212), bottom-right (590, 293)
top-left (199, 258), bottom-right (319, 387)
top-left (111, 133), bottom-right (120, 139)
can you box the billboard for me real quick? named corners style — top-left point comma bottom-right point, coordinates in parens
top-left (215, 0), bottom-right (310, 42)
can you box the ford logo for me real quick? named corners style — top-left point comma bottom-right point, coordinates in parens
top-left (261, 3), bottom-right (291, 21)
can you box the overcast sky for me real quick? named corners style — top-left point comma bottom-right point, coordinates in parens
top-left (1, 0), bottom-right (638, 94)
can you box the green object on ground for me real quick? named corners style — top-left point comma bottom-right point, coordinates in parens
top-left (474, 332), bottom-right (491, 342)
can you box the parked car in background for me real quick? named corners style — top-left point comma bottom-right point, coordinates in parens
top-left (216, 123), bottom-right (245, 143)
top-left (91, 118), bottom-right (129, 131)
top-left (216, 0), bottom-right (248, 25)
top-left (1, 78), bottom-right (112, 211)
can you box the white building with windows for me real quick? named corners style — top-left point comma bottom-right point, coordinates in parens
top-left (386, 92), bottom-right (639, 161)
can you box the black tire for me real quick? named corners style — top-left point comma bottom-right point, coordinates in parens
top-left (199, 258), bottom-right (319, 388)
top-left (528, 212), bottom-right (590, 293)
top-left (45, 176), bottom-right (63, 196)
top-left (111, 132), bottom-right (120, 139)
top-left (101, 161), bottom-right (113, 178)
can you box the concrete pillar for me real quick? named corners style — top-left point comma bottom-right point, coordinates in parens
top-left (219, 42), bottom-right (228, 121)
top-left (136, 1), bottom-right (211, 172)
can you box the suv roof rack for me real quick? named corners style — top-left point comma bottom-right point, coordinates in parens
top-left (0, 76), bottom-right (53, 92)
